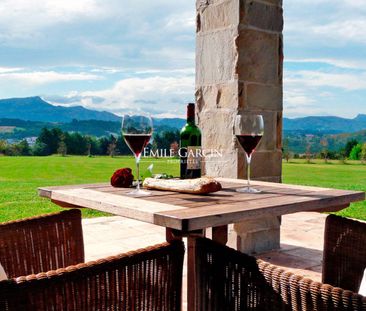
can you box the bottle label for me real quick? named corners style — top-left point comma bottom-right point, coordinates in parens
top-left (187, 146), bottom-right (202, 170)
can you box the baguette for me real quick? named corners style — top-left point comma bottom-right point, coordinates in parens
top-left (143, 177), bottom-right (222, 194)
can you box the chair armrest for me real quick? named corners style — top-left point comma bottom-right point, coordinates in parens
top-left (0, 209), bottom-right (84, 278)
top-left (0, 241), bottom-right (184, 311)
top-left (195, 237), bottom-right (366, 311)
top-left (323, 214), bottom-right (366, 292)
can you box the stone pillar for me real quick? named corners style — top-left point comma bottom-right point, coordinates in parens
top-left (196, 0), bottom-right (283, 253)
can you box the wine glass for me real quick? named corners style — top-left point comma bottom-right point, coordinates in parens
top-left (235, 114), bottom-right (264, 193)
top-left (122, 114), bottom-right (153, 196)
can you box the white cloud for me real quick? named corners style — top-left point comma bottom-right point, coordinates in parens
top-left (0, 67), bottom-right (23, 74)
top-left (284, 67), bottom-right (366, 118)
top-left (0, 71), bottom-right (101, 86)
top-left (164, 12), bottom-right (195, 31)
top-left (50, 75), bottom-right (195, 117)
top-left (312, 20), bottom-right (366, 44)
top-left (0, 0), bottom-right (107, 41)
top-left (285, 1), bottom-right (366, 48)
top-left (286, 70), bottom-right (366, 91)
top-left (283, 87), bottom-right (319, 118)
top-left (142, 47), bottom-right (195, 63)
top-left (79, 40), bottom-right (123, 59)
top-left (285, 58), bottom-right (366, 71)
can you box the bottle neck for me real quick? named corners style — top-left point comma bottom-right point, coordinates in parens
top-left (187, 104), bottom-right (195, 124)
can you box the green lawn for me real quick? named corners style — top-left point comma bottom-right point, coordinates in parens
top-left (0, 156), bottom-right (365, 222)
top-left (0, 156), bottom-right (179, 222)
top-left (283, 160), bottom-right (366, 220)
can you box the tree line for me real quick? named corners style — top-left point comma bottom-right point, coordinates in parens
top-left (283, 138), bottom-right (366, 163)
top-left (0, 127), bottom-right (180, 157)
top-left (2, 127), bottom-right (365, 163)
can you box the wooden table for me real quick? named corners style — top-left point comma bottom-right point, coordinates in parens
top-left (39, 178), bottom-right (365, 311)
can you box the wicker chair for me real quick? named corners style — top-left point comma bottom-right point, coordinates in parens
top-left (323, 214), bottom-right (366, 293)
top-left (0, 209), bottom-right (84, 278)
top-left (195, 237), bottom-right (366, 311)
top-left (0, 241), bottom-right (185, 311)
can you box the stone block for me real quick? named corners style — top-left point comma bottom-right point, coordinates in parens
top-left (241, 0), bottom-right (283, 32)
top-left (276, 111), bottom-right (283, 150)
top-left (196, 82), bottom-right (239, 110)
top-left (234, 110), bottom-right (278, 152)
top-left (196, 28), bottom-right (238, 85)
top-left (234, 216), bottom-right (281, 253)
top-left (196, 0), bottom-right (225, 11)
top-left (197, 0), bottom-right (239, 33)
top-left (237, 29), bottom-right (280, 84)
top-left (197, 109), bottom-right (237, 151)
top-left (278, 34), bottom-right (284, 83)
top-left (258, 0), bottom-right (283, 7)
top-left (204, 150), bottom-right (239, 178)
top-left (251, 150), bottom-right (283, 178)
top-left (246, 83), bottom-right (282, 111)
top-left (237, 149), bottom-right (282, 179)
top-left (256, 176), bottom-right (282, 182)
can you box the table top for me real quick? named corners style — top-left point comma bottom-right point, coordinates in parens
top-left (39, 178), bottom-right (365, 232)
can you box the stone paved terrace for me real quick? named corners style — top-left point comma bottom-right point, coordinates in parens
top-left (83, 211), bottom-right (326, 309)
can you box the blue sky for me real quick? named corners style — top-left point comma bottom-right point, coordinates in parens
top-left (0, 0), bottom-right (365, 118)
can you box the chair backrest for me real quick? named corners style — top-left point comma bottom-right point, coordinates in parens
top-left (323, 214), bottom-right (366, 292)
top-left (0, 241), bottom-right (185, 311)
top-left (195, 237), bottom-right (366, 311)
top-left (0, 209), bottom-right (84, 278)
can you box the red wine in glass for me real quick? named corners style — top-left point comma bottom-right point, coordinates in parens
top-left (235, 115), bottom-right (264, 193)
top-left (236, 135), bottom-right (263, 157)
top-left (123, 134), bottom-right (151, 158)
top-left (122, 115), bottom-right (153, 196)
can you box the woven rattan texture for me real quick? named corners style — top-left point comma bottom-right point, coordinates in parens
top-left (195, 238), bottom-right (366, 311)
top-left (0, 241), bottom-right (184, 311)
top-left (323, 215), bottom-right (366, 292)
top-left (0, 209), bottom-right (84, 278)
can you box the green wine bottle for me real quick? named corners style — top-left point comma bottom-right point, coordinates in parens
top-left (180, 103), bottom-right (202, 179)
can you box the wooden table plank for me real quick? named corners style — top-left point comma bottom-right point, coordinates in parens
top-left (216, 178), bottom-right (333, 192)
top-left (49, 188), bottom-right (187, 227)
top-left (39, 183), bottom-right (109, 198)
top-left (156, 190), bottom-right (364, 231)
top-left (39, 179), bottom-right (365, 231)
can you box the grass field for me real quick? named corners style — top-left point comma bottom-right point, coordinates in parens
top-left (0, 156), bottom-right (178, 222)
top-left (0, 156), bottom-right (365, 222)
top-left (282, 159), bottom-right (366, 220)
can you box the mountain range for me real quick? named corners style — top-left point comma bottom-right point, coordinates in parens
top-left (1, 97), bottom-right (366, 143)
top-left (283, 115), bottom-right (366, 134)
top-left (0, 97), bottom-right (120, 123)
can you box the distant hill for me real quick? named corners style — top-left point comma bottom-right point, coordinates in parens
top-left (1, 96), bottom-right (365, 134)
top-left (0, 97), bottom-right (186, 131)
top-left (283, 129), bottom-right (366, 154)
top-left (0, 97), bottom-right (120, 122)
top-left (0, 118), bottom-right (184, 140)
top-left (1, 96), bottom-right (366, 153)
top-left (284, 115), bottom-right (366, 133)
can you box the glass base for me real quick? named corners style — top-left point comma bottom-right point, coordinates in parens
top-left (127, 188), bottom-right (151, 196)
top-left (236, 186), bottom-right (261, 193)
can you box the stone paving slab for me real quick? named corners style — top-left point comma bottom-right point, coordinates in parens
top-left (83, 212), bottom-right (327, 309)
top-left (257, 212), bottom-right (326, 281)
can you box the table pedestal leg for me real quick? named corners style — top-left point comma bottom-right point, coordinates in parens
top-left (234, 216), bottom-right (281, 254)
top-left (187, 230), bottom-right (205, 311)
top-left (212, 225), bottom-right (228, 245)
top-left (166, 226), bottom-right (228, 311)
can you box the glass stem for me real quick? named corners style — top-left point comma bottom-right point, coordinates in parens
top-left (136, 155), bottom-right (141, 191)
top-left (246, 153), bottom-right (252, 189)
